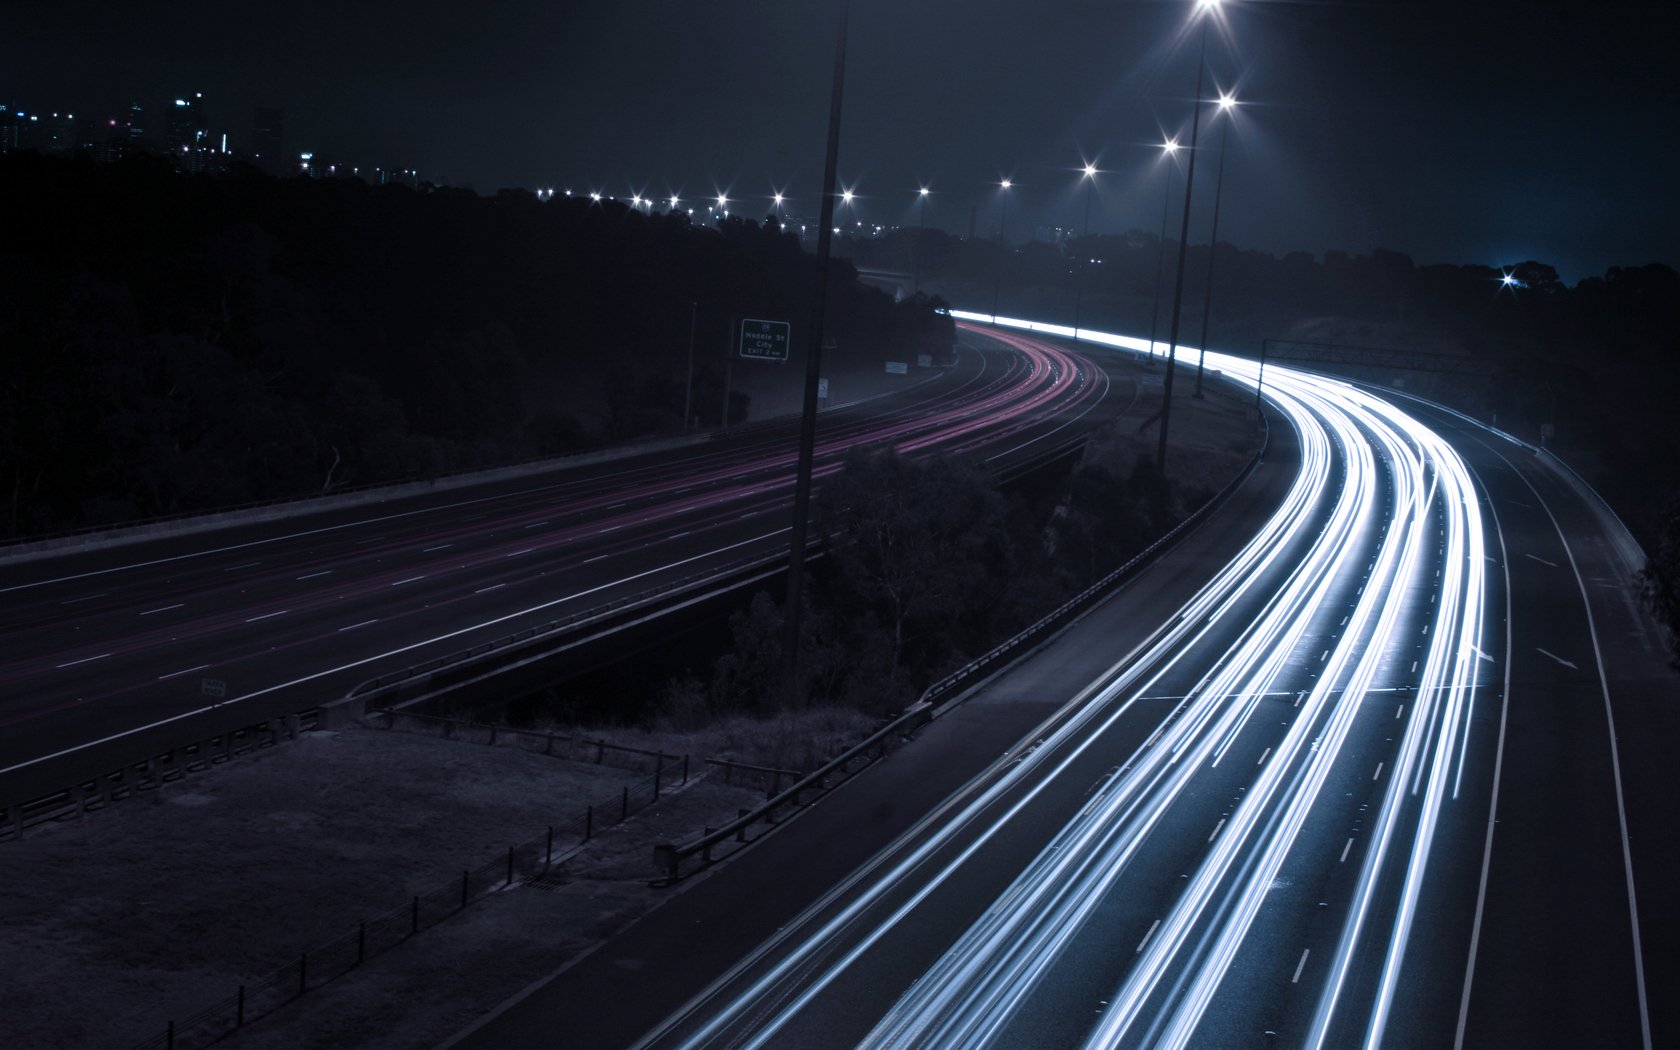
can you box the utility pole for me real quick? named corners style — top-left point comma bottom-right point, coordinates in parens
top-left (781, 0), bottom-right (850, 708)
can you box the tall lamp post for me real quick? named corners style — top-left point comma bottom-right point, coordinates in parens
top-left (1155, 0), bottom-right (1224, 474)
top-left (1072, 162), bottom-right (1098, 340)
top-left (913, 186), bottom-right (930, 294)
top-left (1193, 92), bottom-right (1237, 398)
top-left (989, 178), bottom-right (1013, 322)
top-left (1146, 138), bottom-right (1180, 365)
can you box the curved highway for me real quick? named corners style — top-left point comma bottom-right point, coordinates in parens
top-left (449, 318), bottom-right (1667, 1048)
top-left (0, 326), bottom-right (1117, 801)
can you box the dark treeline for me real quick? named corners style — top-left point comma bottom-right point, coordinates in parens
top-left (844, 227), bottom-right (1680, 548)
top-left (0, 152), bottom-right (952, 540)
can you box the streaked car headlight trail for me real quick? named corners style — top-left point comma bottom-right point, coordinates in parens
top-left (647, 315), bottom-right (1493, 1050)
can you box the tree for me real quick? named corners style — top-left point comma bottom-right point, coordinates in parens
top-left (1641, 494), bottom-right (1680, 668)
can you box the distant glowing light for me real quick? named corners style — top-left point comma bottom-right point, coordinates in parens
top-left (919, 186), bottom-right (930, 197)
top-left (1082, 163), bottom-right (1098, 178)
top-left (1000, 179), bottom-right (1013, 190)
top-left (590, 191), bottom-right (601, 201)
top-left (1217, 92), bottom-right (1238, 110)
top-left (842, 189), bottom-right (855, 203)
top-left (773, 192), bottom-right (784, 206)
top-left (716, 193), bottom-right (728, 207)
top-left (1162, 138), bottom-right (1180, 155)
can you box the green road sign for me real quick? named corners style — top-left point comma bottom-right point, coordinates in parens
top-left (739, 318), bottom-right (791, 362)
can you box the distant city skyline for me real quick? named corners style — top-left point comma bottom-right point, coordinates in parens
top-left (6, 1), bottom-right (1675, 283)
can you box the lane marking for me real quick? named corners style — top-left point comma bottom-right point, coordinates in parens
top-left (392, 576), bottom-right (425, 587)
top-left (297, 570), bottom-right (333, 580)
top-left (60, 593), bottom-right (108, 605)
top-left (423, 544), bottom-right (453, 552)
top-left (598, 525), bottom-right (622, 534)
top-left (1256, 747), bottom-right (1271, 767)
top-left (140, 603), bottom-right (185, 616)
top-left (1340, 837), bottom-right (1353, 863)
top-left (1373, 761), bottom-right (1384, 781)
top-left (223, 561), bottom-right (262, 571)
top-left (56, 652), bottom-right (113, 669)
top-left (1207, 818), bottom-right (1225, 843)
top-left (1535, 647), bottom-right (1578, 670)
top-left (1470, 645), bottom-right (1494, 662)
top-left (473, 584), bottom-right (505, 595)
top-left (1524, 553), bottom-right (1557, 568)
top-left (158, 663), bottom-right (211, 681)
top-left (505, 548), bottom-right (535, 558)
top-left (524, 521), bottom-right (549, 529)
top-left (337, 619), bottom-right (378, 632)
top-left (583, 554), bottom-right (610, 564)
top-left (1136, 919), bottom-right (1161, 954)
top-left (245, 609), bottom-right (288, 622)
top-left (1293, 949), bottom-right (1311, 984)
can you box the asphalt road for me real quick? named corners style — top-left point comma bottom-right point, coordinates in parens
top-left (0, 325), bottom-right (1124, 804)
top-left (443, 339), bottom-right (1672, 1049)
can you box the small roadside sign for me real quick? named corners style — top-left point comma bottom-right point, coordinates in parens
top-left (201, 678), bottom-right (226, 699)
top-left (885, 361), bottom-right (908, 375)
top-left (817, 378), bottom-right (829, 400)
top-left (917, 354), bottom-right (933, 368)
top-left (739, 319), bottom-right (791, 361)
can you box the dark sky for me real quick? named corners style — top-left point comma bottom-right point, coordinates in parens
top-left (6, 0), bottom-right (1676, 282)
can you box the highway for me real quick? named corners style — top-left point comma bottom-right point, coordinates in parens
top-left (0, 325), bottom-right (1121, 803)
top-left (448, 319), bottom-right (1669, 1048)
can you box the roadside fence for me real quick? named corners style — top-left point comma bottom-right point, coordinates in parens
top-left (128, 754), bottom-right (687, 1050)
top-left (373, 708), bottom-right (687, 778)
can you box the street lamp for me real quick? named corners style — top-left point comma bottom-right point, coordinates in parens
top-left (1072, 162), bottom-right (1099, 341)
top-left (991, 178), bottom-right (1013, 323)
top-left (1147, 138), bottom-right (1181, 367)
top-left (1156, 0), bottom-right (1226, 474)
top-left (913, 186), bottom-right (931, 294)
top-left (1193, 91), bottom-right (1238, 399)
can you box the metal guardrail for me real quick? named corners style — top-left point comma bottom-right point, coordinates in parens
top-left (344, 546), bottom-right (810, 708)
top-left (653, 706), bottom-right (931, 883)
top-left (652, 406), bottom-right (1273, 882)
top-left (0, 711), bottom-right (318, 843)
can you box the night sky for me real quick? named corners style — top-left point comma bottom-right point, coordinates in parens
top-left (7, 0), bottom-right (1676, 283)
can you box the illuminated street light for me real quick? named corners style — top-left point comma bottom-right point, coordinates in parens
top-left (1072, 161), bottom-right (1100, 340)
top-left (1195, 91), bottom-right (1239, 399)
top-left (991, 178), bottom-right (1014, 322)
top-left (914, 186), bottom-right (931, 294)
top-left (1156, 0), bottom-right (1229, 473)
top-left (1147, 138), bottom-right (1182, 367)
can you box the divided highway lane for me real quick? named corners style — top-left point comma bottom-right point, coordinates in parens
top-left (0, 327), bottom-right (1118, 800)
top-left (617, 347), bottom-right (1498, 1049)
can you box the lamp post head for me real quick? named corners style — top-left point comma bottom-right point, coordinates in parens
top-left (918, 186), bottom-right (930, 197)
top-left (1082, 163), bottom-right (1098, 178)
top-left (1000, 179), bottom-right (1012, 190)
top-left (773, 193), bottom-right (784, 206)
top-left (1162, 138), bottom-right (1181, 156)
top-left (841, 189), bottom-right (854, 204)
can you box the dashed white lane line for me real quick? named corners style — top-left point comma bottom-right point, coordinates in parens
top-left (1257, 747), bottom-right (1271, 767)
top-left (140, 603), bottom-right (185, 616)
top-left (1208, 818), bottom-right (1225, 843)
top-left (583, 554), bottom-right (609, 564)
top-left (223, 561), bottom-right (262, 572)
top-left (158, 663), bottom-right (211, 681)
top-left (60, 593), bottom-right (108, 605)
top-left (57, 652), bottom-right (113, 669)
top-left (598, 525), bottom-right (622, 534)
top-left (297, 570), bottom-right (333, 580)
top-left (1137, 919), bottom-right (1161, 954)
top-left (423, 544), bottom-right (453, 553)
top-left (474, 584), bottom-right (505, 594)
top-left (392, 576), bottom-right (425, 587)
top-left (245, 609), bottom-right (289, 622)
top-left (1373, 761), bottom-right (1385, 781)
top-left (337, 619), bottom-right (378, 632)
top-left (505, 548), bottom-right (535, 558)
top-left (1524, 553), bottom-right (1558, 568)
top-left (1535, 647), bottom-right (1579, 670)
top-left (1293, 948), bottom-right (1311, 984)
top-left (524, 521), bottom-right (549, 529)
top-left (1340, 837), bottom-right (1354, 863)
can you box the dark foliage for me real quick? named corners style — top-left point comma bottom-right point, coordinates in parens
top-left (1641, 494), bottom-right (1680, 669)
top-left (0, 153), bottom-right (951, 539)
